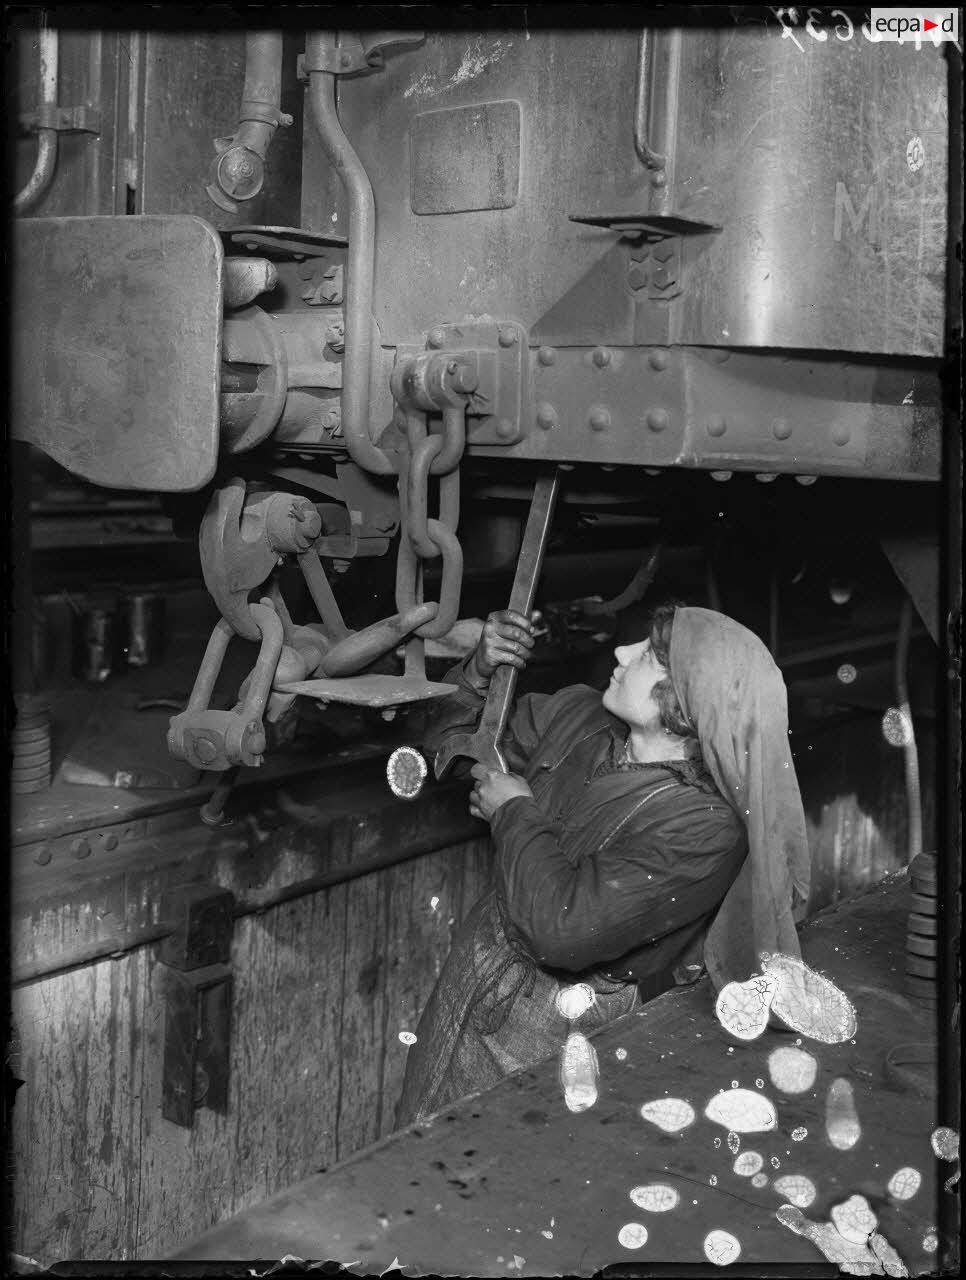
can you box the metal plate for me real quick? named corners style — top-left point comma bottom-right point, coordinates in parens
top-left (11, 215), bottom-right (223, 492)
top-left (411, 100), bottom-right (521, 215)
top-left (276, 674), bottom-right (457, 708)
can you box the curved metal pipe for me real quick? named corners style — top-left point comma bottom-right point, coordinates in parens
top-left (207, 31), bottom-right (289, 211)
top-left (896, 594), bottom-right (923, 862)
top-left (305, 44), bottom-right (394, 476)
top-left (15, 25), bottom-right (59, 215)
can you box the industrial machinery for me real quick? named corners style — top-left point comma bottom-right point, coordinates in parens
top-left (10, 17), bottom-right (954, 773)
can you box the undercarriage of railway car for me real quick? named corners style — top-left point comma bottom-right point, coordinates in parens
top-left (5, 10), bottom-right (962, 1274)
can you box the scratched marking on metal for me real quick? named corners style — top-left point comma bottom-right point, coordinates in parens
top-left (639, 1098), bottom-right (697, 1132)
top-left (887, 1167), bottom-right (921, 1200)
top-left (768, 1045), bottom-right (818, 1093)
top-left (618, 1222), bottom-right (648, 1249)
top-left (760, 952), bottom-right (857, 1043)
top-left (733, 1151), bottom-right (763, 1177)
top-left (930, 1126), bottom-right (959, 1161)
top-left (559, 1031), bottom-right (599, 1113)
top-left (825, 1077), bottom-right (862, 1150)
top-left (628, 1184), bottom-right (680, 1212)
top-left (704, 1088), bottom-right (777, 1133)
top-left (773, 1174), bottom-right (817, 1208)
top-left (830, 1194), bottom-right (878, 1245)
top-left (703, 1230), bottom-right (741, 1266)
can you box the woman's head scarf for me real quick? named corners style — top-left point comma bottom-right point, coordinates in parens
top-left (668, 606), bottom-right (811, 991)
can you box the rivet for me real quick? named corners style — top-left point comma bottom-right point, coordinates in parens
top-left (559, 463), bottom-right (575, 471)
top-left (33, 844), bottom-right (52, 866)
top-left (646, 408), bottom-right (669, 432)
top-left (706, 415), bottom-right (727, 437)
top-left (535, 403), bottom-right (557, 430)
top-left (70, 837), bottom-right (92, 860)
top-left (772, 418), bottom-right (792, 440)
top-left (711, 348), bottom-right (732, 364)
top-left (592, 347), bottom-right (612, 368)
top-left (648, 350), bottom-right (669, 371)
top-left (498, 326), bottom-right (518, 348)
top-left (651, 170), bottom-right (667, 188)
top-left (831, 423), bottom-right (852, 446)
top-left (627, 265), bottom-right (648, 291)
top-left (600, 464), bottom-right (616, 471)
top-left (339, 52), bottom-right (352, 67)
top-left (795, 474), bottom-right (819, 486)
top-left (710, 471), bottom-right (733, 482)
top-left (495, 418), bottom-right (517, 439)
top-left (102, 832), bottom-right (119, 851)
top-left (755, 473), bottom-right (778, 483)
top-left (588, 406), bottom-right (611, 432)
top-left (427, 327), bottom-right (446, 349)
top-left (537, 346), bottom-right (556, 366)
top-left (644, 468), bottom-right (661, 476)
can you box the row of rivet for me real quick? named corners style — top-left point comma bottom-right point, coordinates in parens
top-left (708, 415), bottom-right (852, 447)
top-left (30, 829), bottom-right (125, 866)
top-left (534, 404), bottom-right (669, 433)
top-left (536, 346), bottom-right (670, 371)
top-left (711, 472), bottom-right (820, 485)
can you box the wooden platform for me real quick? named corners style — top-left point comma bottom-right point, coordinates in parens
top-left (176, 875), bottom-right (953, 1274)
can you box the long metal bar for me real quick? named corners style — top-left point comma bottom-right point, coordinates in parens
top-left (304, 40), bottom-right (394, 475)
top-left (15, 25), bottom-right (59, 214)
top-left (435, 468), bottom-right (561, 777)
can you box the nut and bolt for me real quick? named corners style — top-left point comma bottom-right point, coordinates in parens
top-left (427, 327), bottom-right (446, 349)
top-left (193, 737), bottom-right (219, 765)
top-left (592, 347), bottom-right (612, 368)
top-left (627, 265), bottom-right (649, 291)
top-left (707, 415), bottom-right (727, 438)
top-left (588, 406), bottom-right (611, 432)
top-left (652, 267), bottom-right (674, 290)
top-left (535, 403), bottom-right (557, 430)
top-left (648, 350), bottom-right (669, 372)
top-left (537, 346), bottom-right (556, 366)
top-left (70, 837), bottom-right (92, 860)
top-left (497, 326), bottom-right (518, 348)
top-left (646, 408), bottom-right (669, 432)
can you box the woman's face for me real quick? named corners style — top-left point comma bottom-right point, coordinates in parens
top-left (602, 637), bottom-right (668, 731)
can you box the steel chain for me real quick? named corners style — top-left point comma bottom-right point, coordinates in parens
top-left (394, 405), bottom-right (466, 640)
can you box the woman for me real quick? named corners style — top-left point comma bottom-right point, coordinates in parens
top-left (396, 602), bottom-right (811, 1126)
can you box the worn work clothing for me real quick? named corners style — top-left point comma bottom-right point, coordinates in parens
top-left (396, 655), bottom-right (747, 1125)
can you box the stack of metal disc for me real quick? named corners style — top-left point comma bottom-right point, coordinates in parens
top-left (10, 697), bottom-right (52, 795)
top-left (905, 851), bottom-right (938, 1002)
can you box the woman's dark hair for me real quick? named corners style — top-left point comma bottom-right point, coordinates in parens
top-left (647, 601), bottom-right (695, 739)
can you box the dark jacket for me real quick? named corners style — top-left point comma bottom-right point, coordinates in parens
top-left (425, 657), bottom-right (749, 990)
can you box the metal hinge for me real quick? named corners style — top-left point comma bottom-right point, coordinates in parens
top-left (299, 31), bottom-right (424, 79)
top-left (20, 105), bottom-right (102, 135)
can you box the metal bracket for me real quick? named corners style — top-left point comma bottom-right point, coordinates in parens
top-left (159, 885), bottom-right (234, 1129)
top-left (299, 31), bottom-right (424, 79)
top-left (20, 105), bottom-right (102, 135)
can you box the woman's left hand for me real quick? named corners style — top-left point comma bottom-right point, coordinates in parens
top-left (469, 764), bottom-right (533, 821)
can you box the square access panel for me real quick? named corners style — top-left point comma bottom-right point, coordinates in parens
top-left (12, 214), bottom-right (223, 492)
top-left (411, 100), bottom-right (521, 215)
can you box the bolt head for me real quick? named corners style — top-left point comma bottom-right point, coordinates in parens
top-left (646, 408), bottom-right (669, 432)
top-left (193, 737), bottom-right (218, 764)
top-left (70, 838), bottom-right (92, 860)
top-left (427, 327), bottom-right (446, 348)
top-left (537, 346), bottom-right (556, 366)
top-left (498, 326), bottom-right (518, 348)
top-left (755, 473), bottom-right (778, 483)
top-left (706, 415), bottom-right (727, 438)
top-left (381, 708), bottom-right (397, 722)
top-left (627, 265), bottom-right (648, 291)
top-left (102, 832), bottom-right (119, 851)
top-left (652, 267), bottom-right (674, 290)
top-left (535, 403), bottom-right (557, 430)
top-left (795, 474), bottom-right (819, 486)
top-left (710, 470), bottom-right (733, 482)
top-left (653, 242), bottom-right (674, 263)
top-left (648, 350), bottom-right (669, 372)
top-left (592, 347), bottom-right (612, 368)
top-left (588, 406), bottom-right (611, 432)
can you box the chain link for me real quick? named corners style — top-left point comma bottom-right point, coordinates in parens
top-left (395, 402), bottom-right (466, 640)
